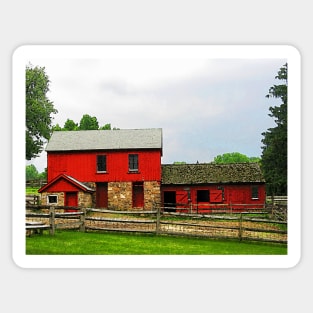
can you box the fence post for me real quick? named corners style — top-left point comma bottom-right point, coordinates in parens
top-left (49, 206), bottom-right (55, 235)
top-left (239, 213), bottom-right (243, 241)
top-left (156, 206), bottom-right (161, 235)
top-left (80, 208), bottom-right (86, 232)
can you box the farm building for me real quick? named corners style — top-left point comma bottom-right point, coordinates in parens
top-left (38, 174), bottom-right (94, 210)
top-left (39, 128), bottom-right (163, 210)
top-left (161, 163), bottom-right (266, 213)
top-left (38, 128), bottom-right (266, 212)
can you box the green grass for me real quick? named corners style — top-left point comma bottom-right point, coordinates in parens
top-left (26, 230), bottom-right (287, 255)
top-left (26, 187), bottom-right (40, 195)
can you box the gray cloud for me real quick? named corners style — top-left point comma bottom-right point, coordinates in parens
top-left (26, 56), bottom-right (285, 171)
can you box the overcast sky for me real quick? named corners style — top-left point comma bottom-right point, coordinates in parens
top-left (25, 48), bottom-right (285, 172)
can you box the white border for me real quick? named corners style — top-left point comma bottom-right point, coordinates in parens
top-left (12, 45), bottom-right (301, 268)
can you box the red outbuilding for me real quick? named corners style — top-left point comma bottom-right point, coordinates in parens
top-left (161, 163), bottom-right (266, 213)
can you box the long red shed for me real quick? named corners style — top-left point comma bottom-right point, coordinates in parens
top-left (161, 163), bottom-right (266, 213)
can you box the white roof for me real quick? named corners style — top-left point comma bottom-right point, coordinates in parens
top-left (45, 128), bottom-right (163, 152)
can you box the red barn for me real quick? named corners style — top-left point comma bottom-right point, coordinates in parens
top-left (39, 129), bottom-right (163, 210)
top-left (161, 163), bottom-right (266, 213)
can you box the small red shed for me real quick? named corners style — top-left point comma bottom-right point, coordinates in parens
top-left (38, 174), bottom-right (94, 209)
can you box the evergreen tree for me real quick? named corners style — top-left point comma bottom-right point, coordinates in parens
top-left (261, 63), bottom-right (288, 195)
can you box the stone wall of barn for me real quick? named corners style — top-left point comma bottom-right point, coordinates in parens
top-left (40, 181), bottom-right (161, 210)
top-left (40, 191), bottom-right (93, 207)
top-left (106, 181), bottom-right (161, 210)
top-left (78, 192), bottom-right (93, 207)
top-left (40, 192), bottom-right (64, 206)
top-left (144, 181), bottom-right (161, 210)
top-left (108, 182), bottom-right (133, 210)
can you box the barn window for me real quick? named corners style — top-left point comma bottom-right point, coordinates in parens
top-left (197, 190), bottom-right (210, 202)
top-left (128, 154), bottom-right (139, 172)
top-left (47, 195), bottom-right (58, 204)
top-left (97, 155), bottom-right (107, 172)
top-left (251, 186), bottom-right (259, 199)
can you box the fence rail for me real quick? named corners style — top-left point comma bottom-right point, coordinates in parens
top-left (26, 205), bottom-right (287, 244)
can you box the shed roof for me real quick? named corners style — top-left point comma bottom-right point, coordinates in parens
top-left (161, 163), bottom-right (265, 185)
top-left (38, 174), bottom-right (95, 193)
top-left (45, 128), bottom-right (163, 152)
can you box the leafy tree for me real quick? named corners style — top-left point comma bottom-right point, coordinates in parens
top-left (26, 164), bottom-right (47, 181)
top-left (63, 118), bottom-right (78, 131)
top-left (249, 157), bottom-right (261, 163)
top-left (78, 114), bottom-right (99, 130)
top-left (99, 123), bottom-right (112, 130)
top-left (213, 152), bottom-right (259, 164)
top-left (26, 164), bottom-right (39, 181)
top-left (38, 168), bottom-right (47, 181)
top-left (51, 115), bottom-right (118, 132)
top-left (26, 64), bottom-right (58, 160)
top-left (261, 63), bottom-right (288, 196)
top-left (52, 123), bottom-right (62, 131)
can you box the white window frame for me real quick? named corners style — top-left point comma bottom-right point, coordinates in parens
top-left (47, 194), bottom-right (58, 204)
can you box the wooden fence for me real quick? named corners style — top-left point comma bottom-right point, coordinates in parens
top-left (26, 205), bottom-right (287, 244)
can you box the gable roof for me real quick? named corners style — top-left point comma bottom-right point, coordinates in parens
top-left (161, 163), bottom-right (265, 185)
top-left (45, 128), bottom-right (163, 152)
top-left (38, 174), bottom-right (95, 193)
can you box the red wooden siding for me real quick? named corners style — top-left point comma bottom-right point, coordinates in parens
top-left (47, 149), bottom-right (162, 183)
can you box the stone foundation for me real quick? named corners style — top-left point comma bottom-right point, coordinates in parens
top-left (40, 191), bottom-right (93, 207)
top-left (40, 180), bottom-right (161, 211)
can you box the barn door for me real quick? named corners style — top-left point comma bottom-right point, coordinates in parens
top-left (133, 182), bottom-right (144, 208)
top-left (65, 192), bottom-right (78, 212)
top-left (96, 182), bottom-right (108, 208)
top-left (210, 190), bottom-right (223, 203)
top-left (163, 191), bottom-right (176, 212)
top-left (176, 190), bottom-right (189, 212)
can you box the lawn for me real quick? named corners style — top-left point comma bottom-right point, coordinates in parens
top-left (26, 186), bottom-right (40, 195)
top-left (26, 230), bottom-right (287, 255)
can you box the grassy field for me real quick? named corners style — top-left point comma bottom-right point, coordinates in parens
top-left (26, 230), bottom-right (287, 255)
top-left (26, 187), bottom-right (40, 195)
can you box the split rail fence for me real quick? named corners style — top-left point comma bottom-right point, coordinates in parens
top-left (26, 205), bottom-right (287, 244)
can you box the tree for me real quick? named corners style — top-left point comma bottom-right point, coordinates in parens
top-left (213, 152), bottom-right (259, 164)
top-left (78, 114), bottom-right (99, 130)
top-left (26, 164), bottom-right (39, 181)
top-left (51, 114), bottom-right (118, 131)
top-left (63, 118), bottom-right (78, 131)
top-left (99, 123), bottom-right (112, 130)
top-left (52, 123), bottom-right (62, 131)
top-left (26, 64), bottom-right (58, 160)
top-left (261, 63), bottom-right (288, 196)
top-left (26, 164), bottom-right (47, 181)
